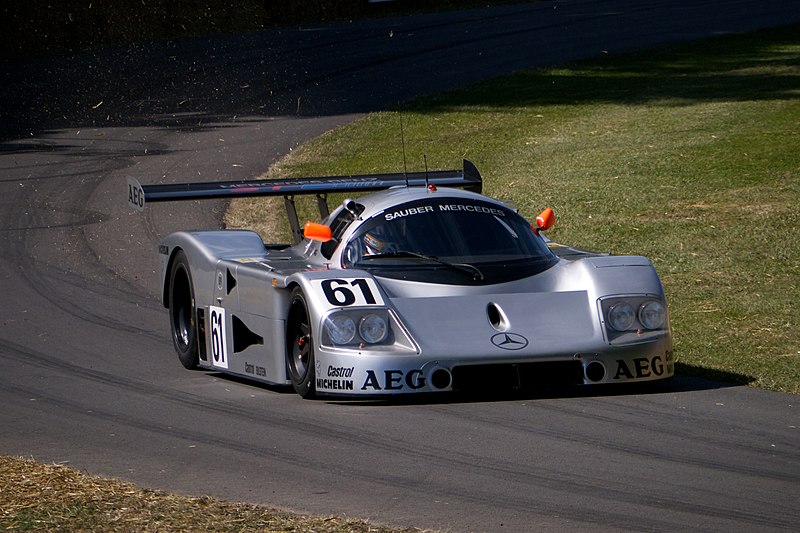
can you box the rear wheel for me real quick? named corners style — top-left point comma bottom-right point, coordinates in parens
top-left (286, 288), bottom-right (316, 398)
top-left (168, 250), bottom-right (199, 369)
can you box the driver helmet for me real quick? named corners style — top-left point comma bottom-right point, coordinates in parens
top-left (363, 230), bottom-right (388, 255)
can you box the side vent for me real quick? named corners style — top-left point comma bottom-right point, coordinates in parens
top-left (226, 269), bottom-right (237, 295)
top-left (197, 308), bottom-right (207, 361)
top-left (232, 315), bottom-right (263, 353)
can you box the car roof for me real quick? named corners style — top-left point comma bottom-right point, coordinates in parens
top-left (353, 185), bottom-right (507, 218)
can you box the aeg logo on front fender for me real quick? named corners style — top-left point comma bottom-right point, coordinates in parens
top-left (613, 353), bottom-right (673, 380)
top-left (361, 369), bottom-right (425, 391)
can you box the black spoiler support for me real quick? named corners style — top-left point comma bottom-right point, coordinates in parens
top-left (127, 160), bottom-right (483, 243)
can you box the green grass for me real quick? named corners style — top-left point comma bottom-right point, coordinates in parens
top-left (227, 25), bottom-right (800, 393)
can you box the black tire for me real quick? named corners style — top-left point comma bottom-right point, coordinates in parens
top-left (286, 288), bottom-right (316, 399)
top-left (168, 250), bottom-right (199, 369)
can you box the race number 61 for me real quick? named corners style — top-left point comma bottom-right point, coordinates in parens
top-left (314, 278), bottom-right (384, 308)
top-left (208, 305), bottom-right (228, 369)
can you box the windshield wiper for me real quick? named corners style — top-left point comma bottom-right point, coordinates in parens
top-left (362, 250), bottom-right (485, 281)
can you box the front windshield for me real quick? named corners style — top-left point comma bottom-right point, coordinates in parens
top-left (341, 198), bottom-right (557, 284)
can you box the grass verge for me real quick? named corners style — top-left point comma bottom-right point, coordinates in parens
top-left (0, 456), bottom-right (424, 532)
top-left (227, 25), bottom-right (800, 393)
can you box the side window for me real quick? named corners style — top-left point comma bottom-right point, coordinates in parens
top-left (321, 206), bottom-right (359, 259)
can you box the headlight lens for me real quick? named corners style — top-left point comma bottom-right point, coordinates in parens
top-left (359, 313), bottom-right (388, 344)
top-left (600, 296), bottom-right (669, 345)
top-left (639, 300), bottom-right (666, 330)
top-left (608, 302), bottom-right (635, 331)
top-left (324, 314), bottom-right (356, 345)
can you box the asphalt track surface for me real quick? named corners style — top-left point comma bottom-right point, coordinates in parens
top-left (2, 1), bottom-right (799, 531)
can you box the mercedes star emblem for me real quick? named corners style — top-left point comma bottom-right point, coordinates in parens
top-left (491, 332), bottom-right (529, 350)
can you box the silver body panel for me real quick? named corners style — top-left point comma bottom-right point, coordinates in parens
top-left (158, 186), bottom-right (673, 396)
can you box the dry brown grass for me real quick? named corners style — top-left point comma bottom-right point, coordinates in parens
top-left (0, 456), bottom-right (427, 532)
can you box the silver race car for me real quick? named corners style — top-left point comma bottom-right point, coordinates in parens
top-left (128, 161), bottom-right (673, 398)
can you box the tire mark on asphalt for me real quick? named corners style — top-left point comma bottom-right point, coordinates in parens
top-left (429, 400), bottom-right (799, 483)
top-left (2, 377), bottom-right (773, 533)
top-left (0, 135), bottom-right (168, 334)
top-left (3, 338), bottom-right (796, 531)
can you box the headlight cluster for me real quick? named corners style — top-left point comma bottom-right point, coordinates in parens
top-left (601, 296), bottom-right (668, 344)
top-left (323, 310), bottom-right (391, 347)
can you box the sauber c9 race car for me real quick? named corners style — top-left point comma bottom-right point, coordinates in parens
top-left (128, 161), bottom-right (673, 398)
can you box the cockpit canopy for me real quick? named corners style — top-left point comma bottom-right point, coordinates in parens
top-left (336, 197), bottom-right (558, 284)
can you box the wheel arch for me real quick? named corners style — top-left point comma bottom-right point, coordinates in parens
top-left (285, 284), bottom-right (317, 398)
top-left (284, 281), bottom-right (308, 330)
top-left (162, 246), bottom-right (186, 308)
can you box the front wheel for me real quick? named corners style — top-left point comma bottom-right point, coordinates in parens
top-left (168, 250), bottom-right (199, 369)
top-left (286, 288), bottom-right (316, 399)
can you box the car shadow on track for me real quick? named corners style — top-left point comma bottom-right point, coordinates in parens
top-left (205, 368), bottom-right (750, 406)
top-left (325, 373), bottom-right (753, 407)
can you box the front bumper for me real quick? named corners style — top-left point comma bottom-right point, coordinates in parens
top-left (313, 335), bottom-right (674, 396)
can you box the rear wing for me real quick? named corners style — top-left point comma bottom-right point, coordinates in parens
top-left (127, 160), bottom-right (482, 242)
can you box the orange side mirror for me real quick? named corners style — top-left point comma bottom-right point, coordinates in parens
top-left (535, 208), bottom-right (555, 233)
top-left (303, 221), bottom-right (332, 242)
